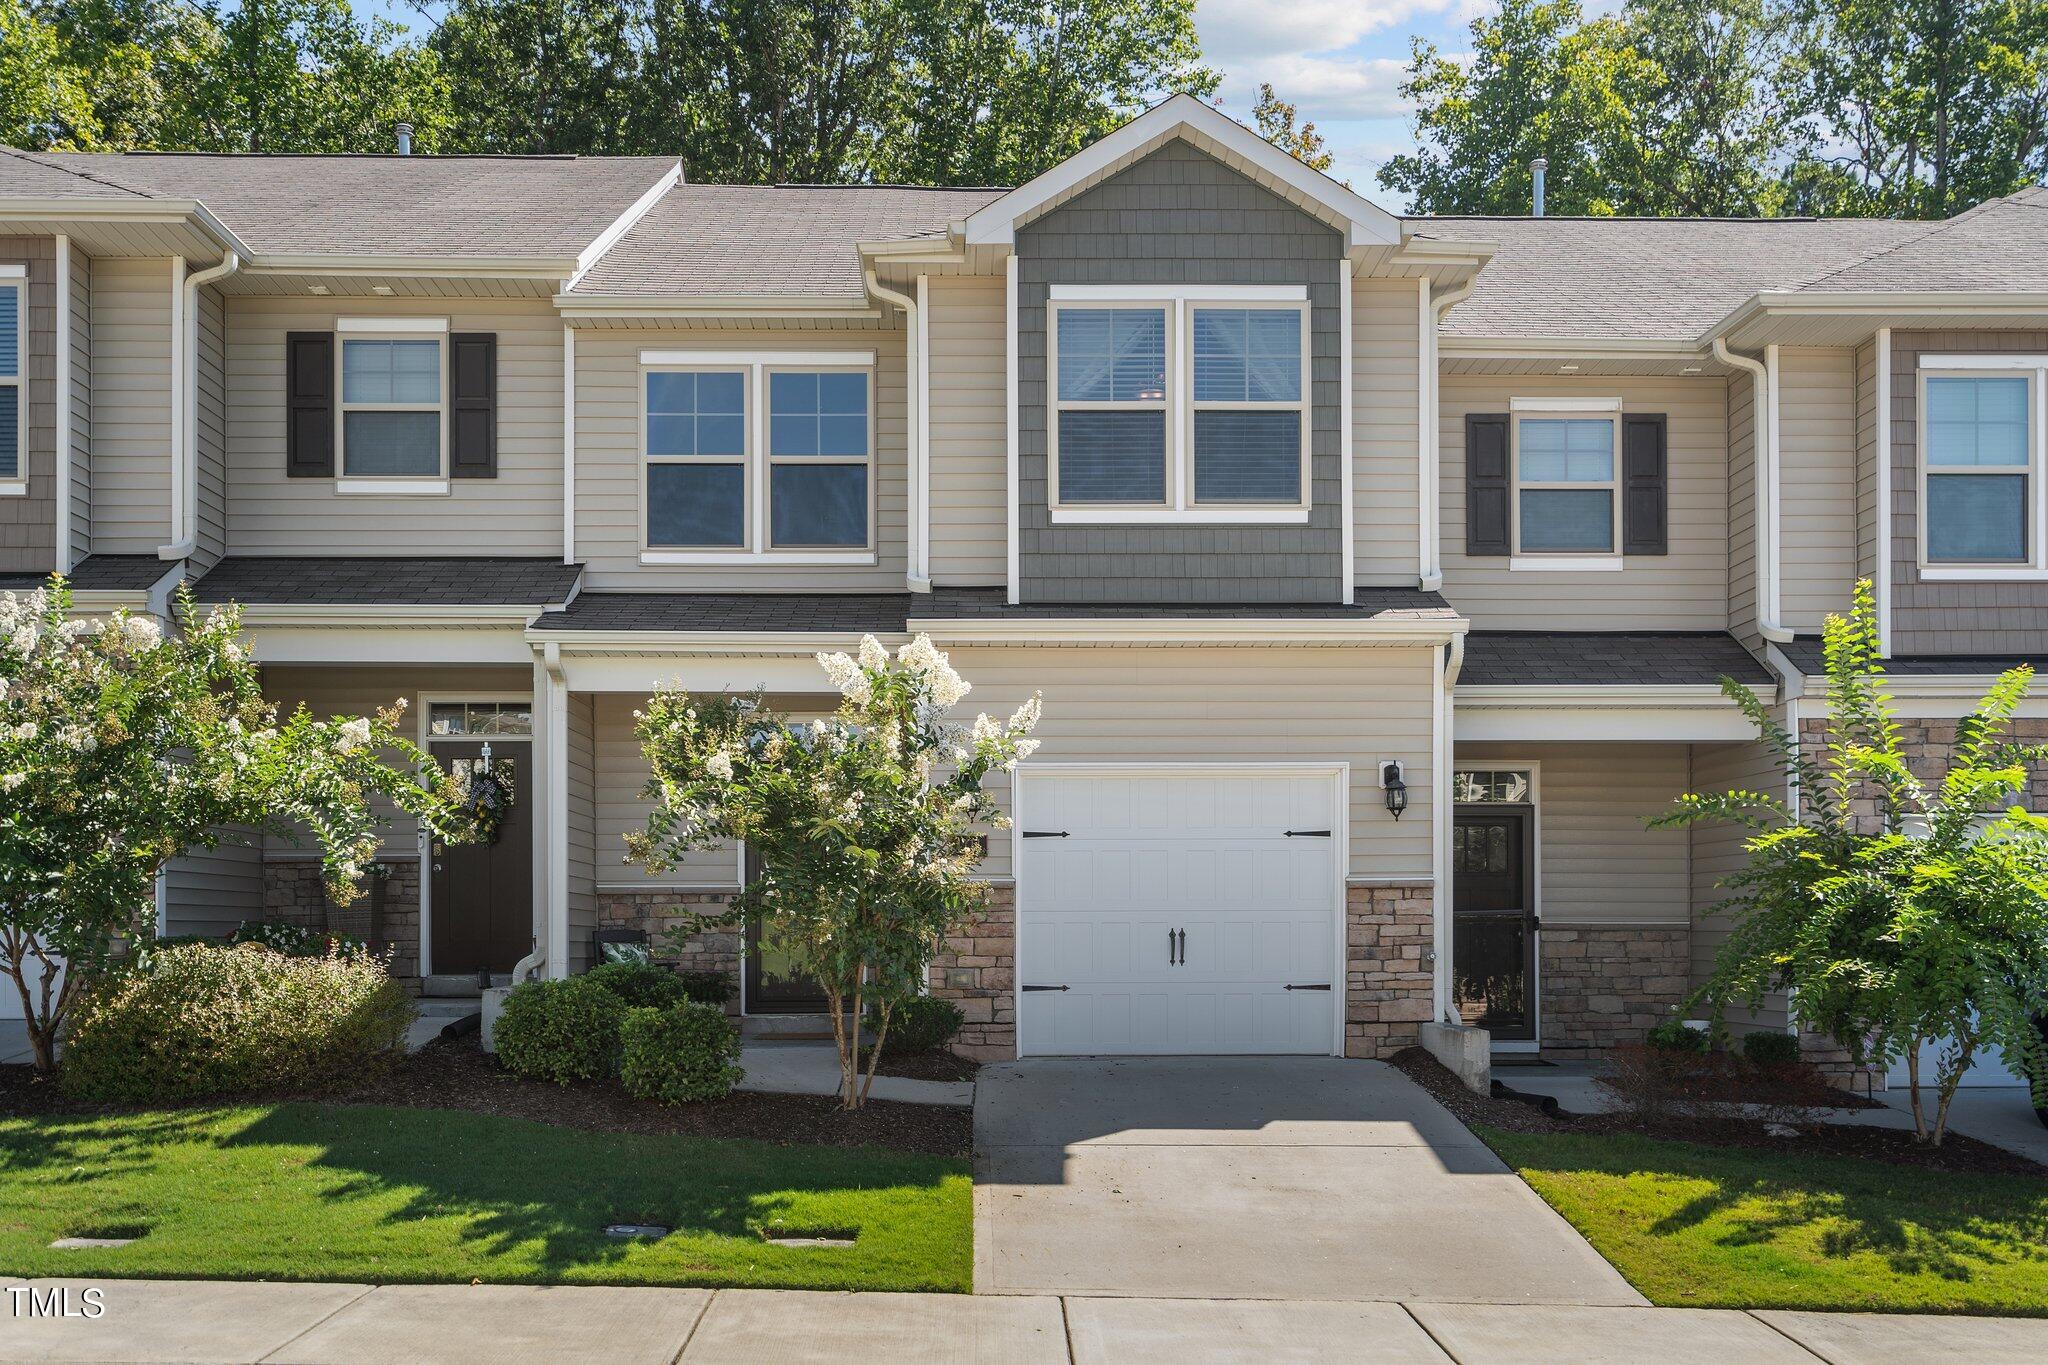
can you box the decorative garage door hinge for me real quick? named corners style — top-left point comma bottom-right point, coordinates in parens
top-left (1021, 830), bottom-right (1071, 838)
top-left (1021, 984), bottom-right (1070, 992)
top-left (1283, 983), bottom-right (1332, 991)
top-left (1283, 829), bottom-right (1332, 837)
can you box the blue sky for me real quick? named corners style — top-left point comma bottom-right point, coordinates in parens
top-left (358, 0), bottom-right (1502, 212)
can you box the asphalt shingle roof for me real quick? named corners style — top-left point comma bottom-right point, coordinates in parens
top-left (567, 184), bottom-right (1006, 300)
top-left (191, 557), bottom-right (582, 607)
top-left (1789, 186), bottom-right (2048, 294)
top-left (1, 556), bottom-right (174, 593)
top-left (1460, 631), bottom-right (1773, 687)
top-left (0, 150), bottom-right (679, 260)
top-left (1780, 635), bottom-right (2048, 678)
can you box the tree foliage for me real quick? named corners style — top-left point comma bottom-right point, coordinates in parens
top-left (1656, 580), bottom-right (2048, 1145)
top-left (0, 580), bottom-right (477, 1073)
top-left (627, 634), bottom-right (1039, 1108)
top-left (1252, 82), bottom-right (1334, 175)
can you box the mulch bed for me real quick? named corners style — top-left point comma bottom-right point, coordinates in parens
top-left (1391, 1046), bottom-right (2048, 1179)
top-left (0, 1037), bottom-right (973, 1159)
top-left (859, 1048), bottom-right (982, 1083)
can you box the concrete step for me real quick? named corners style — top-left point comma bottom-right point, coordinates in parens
top-left (740, 1012), bottom-right (867, 1042)
top-left (420, 974), bottom-right (509, 998)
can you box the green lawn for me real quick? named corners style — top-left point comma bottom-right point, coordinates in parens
top-left (1484, 1125), bottom-right (2048, 1315)
top-left (0, 1102), bottom-right (970, 1291)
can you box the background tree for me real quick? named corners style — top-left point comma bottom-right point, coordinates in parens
top-left (1626, 0), bottom-right (1800, 215)
top-left (0, 581), bottom-right (479, 1073)
top-left (1252, 82), bottom-right (1334, 174)
top-left (627, 635), bottom-right (1039, 1108)
top-left (1657, 581), bottom-right (2048, 1145)
top-left (432, 0), bottom-right (636, 154)
top-left (0, 0), bottom-right (101, 149)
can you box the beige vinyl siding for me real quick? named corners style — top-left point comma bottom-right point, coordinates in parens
top-left (593, 694), bottom-right (740, 889)
top-left (1855, 338), bottom-right (1879, 585)
top-left (66, 251), bottom-right (90, 558)
top-left (950, 644), bottom-right (1437, 881)
top-left (1353, 277), bottom-right (1421, 583)
top-left (573, 325), bottom-right (908, 591)
top-left (226, 297), bottom-right (564, 554)
top-left (567, 693), bottom-right (598, 972)
top-left (1778, 347), bottom-right (1858, 628)
top-left (1727, 368), bottom-right (1759, 647)
top-left (0, 236), bottom-right (56, 573)
top-left (926, 276), bottom-right (1006, 585)
top-left (1687, 737), bottom-right (1789, 1032)
top-left (87, 257), bottom-right (173, 554)
top-left (1440, 374), bottom-right (1730, 630)
top-left (193, 282), bottom-right (227, 569)
top-left (1459, 742), bottom-right (1690, 928)
top-left (162, 839), bottom-right (264, 938)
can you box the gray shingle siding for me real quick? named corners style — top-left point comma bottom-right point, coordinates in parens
top-left (0, 236), bottom-right (56, 575)
top-left (1015, 141), bottom-right (1345, 604)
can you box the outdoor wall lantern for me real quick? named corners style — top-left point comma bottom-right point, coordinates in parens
top-left (1380, 760), bottom-right (1408, 820)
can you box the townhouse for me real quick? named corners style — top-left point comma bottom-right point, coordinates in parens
top-left (4, 97), bottom-right (2045, 1067)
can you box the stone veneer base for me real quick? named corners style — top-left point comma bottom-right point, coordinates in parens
top-left (1537, 926), bottom-right (1690, 1059)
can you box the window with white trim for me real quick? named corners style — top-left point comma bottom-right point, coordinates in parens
top-left (1513, 410), bottom-right (1619, 556)
top-left (1922, 371), bottom-right (2035, 567)
top-left (640, 352), bottom-right (874, 559)
top-left (340, 337), bottom-right (444, 477)
top-left (0, 270), bottom-right (21, 490)
top-left (1048, 290), bottom-right (1309, 520)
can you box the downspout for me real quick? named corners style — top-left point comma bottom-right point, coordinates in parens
top-left (161, 251), bottom-right (240, 560)
top-left (1422, 277), bottom-right (1478, 592)
top-left (1713, 336), bottom-right (1794, 643)
top-left (865, 269), bottom-right (928, 591)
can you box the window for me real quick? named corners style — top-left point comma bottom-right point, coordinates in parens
top-left (0, 271), bottom-right (20, 491)
top-left (1924, 374), bottom-right (2032, 566)
top-left (428, 701), bottom-right (533, 737)
top-left (1047, 288), bottom-right (1309, 522)
top-left (639, 351), bottom-right (874, 561)
top-left (1507, 403), bottom-right (1613, 564)
top-left (1453, 769), bottom-right (1532, 804)
top-left (340, 337), bottom-right (443, 477)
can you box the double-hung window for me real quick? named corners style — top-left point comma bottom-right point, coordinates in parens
top-left (338, 322), bottom-right (445, 481)
top-left (1920, 362), bottom-right (2041, 572)
top-left (1511, 400), bottom-right (1621, 563)
top-left (1048, 287), bottom-right (1309, 522)
top-left (0, 265), bottom-right (21, 493)
top-left (641, 350), bottom-right (874, 562)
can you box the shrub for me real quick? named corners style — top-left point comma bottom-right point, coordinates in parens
top-left (1739, 1030), bottom-right (1803, 1067)
top-left (61, 941), bottom-right (413, 1103)
top-left (228, 919), bottom-right (367, 958)
top-left (494, 977), bottom-right (629, 1084)
top-left (1646, 1018), bottom-right (1710, 1054)
top-left (619, 1002), bottom-right (744, 1104)
top-left (678, 969), bottom-right (737, 1008)
top-left (584, 961), bottom-right (689, 1009)
top-left (1596, 1042), bottom-right (1724, 1125)
top-left (868, 996), bottom-right (964, 1054)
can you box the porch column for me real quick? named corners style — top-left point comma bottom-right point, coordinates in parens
top-left (533, 645), bottom-right (571, 979)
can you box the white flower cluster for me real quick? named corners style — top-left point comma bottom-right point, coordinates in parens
top-left (335, 717), bottom-right (373, 753)
top-left (815, 649), bottom-right (872, 703)
top-left (704, 751), bottom-right (734, 780)
top-left (899, 634), bottom-right (970, 707)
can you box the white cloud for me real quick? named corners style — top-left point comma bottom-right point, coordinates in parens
top-left (1196, 0), bottom-right (1461, 61)
top-left (1221, 54), bottom-right (1414, 121)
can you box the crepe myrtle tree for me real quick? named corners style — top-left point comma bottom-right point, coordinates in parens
top-left (0, 579), bottom-right (479, 1073)
top-left (628, 634), bottom-right (1040, 1108)
top-left (1657, 580), bottom-right (2048, 1144)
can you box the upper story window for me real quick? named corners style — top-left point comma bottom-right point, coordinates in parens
top-left (1517, 416), bottom-right (1617, 555)
top-left (0, 268), bottom-right (21, 494)
top-left (1922, 369), bottom-right (2036, 570)
top-left (1047, 286), bottom-right (1309, 524)
top-left (339, 327), bottom-right (444, 480)
top-left (640, 350), bottom-right (875, 564)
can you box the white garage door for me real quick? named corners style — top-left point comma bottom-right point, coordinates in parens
top-left (1016, 768), bottom-right (1342, 1056)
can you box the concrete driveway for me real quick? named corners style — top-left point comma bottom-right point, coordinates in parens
top-left (973, 1057), bottom-right (1643, 1305)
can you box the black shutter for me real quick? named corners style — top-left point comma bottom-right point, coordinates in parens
top-left (449, 332), bottom-right (497, 479)
top-left (1621, 413), bottom-right (1668, 555)
top-left (285, 331), bottom-right (334, 478)
top-left (1465, 412), bottom-right (1511, 556)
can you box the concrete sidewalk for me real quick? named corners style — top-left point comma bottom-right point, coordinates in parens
top-left (5, 1280), bottom-right (2047, 1363)
top-left (737, 1041), bottom-right (974, 1107)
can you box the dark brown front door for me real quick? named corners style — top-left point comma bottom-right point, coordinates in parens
top-left (741, 848), bottom-right (828, 1013)
top-left (1451, 809), bottom-right (1537, 1041)
top-left (430, 740), bottom-right (533, 976)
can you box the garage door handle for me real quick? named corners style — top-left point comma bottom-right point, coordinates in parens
top-left (1022, 830), bottom-right (1070, 838)
top-left (1284, 983), bottom-right (1332, 991)
top-left (1284, 829), bottom-right (1332, 838)
top-left (1022, 984), bottom-right (1069, 992)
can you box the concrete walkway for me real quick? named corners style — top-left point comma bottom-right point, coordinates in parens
top-left (737, 1040), bottom-right (975, 1107)
top-left (973, 1058), bottom-right (1640, 1304)
top-left (5, 1280), bottom-right (2047, 1363)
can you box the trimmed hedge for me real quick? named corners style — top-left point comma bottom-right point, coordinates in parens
top-left (494, 977), bottom-right (630, 1084)
top-left (62, 941), bottom-right (413, 1103)
top-left (619, 1002), bottom-right (744, 1104)
top-left (867, 997), bottom-right (964, 1055)
top-left (1739, 1029), bottom-right (1803, 1066)
top-left (584, 961), bottom-right (690, 1010)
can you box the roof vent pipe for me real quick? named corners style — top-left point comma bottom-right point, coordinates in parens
top-left (395, 122), bottom-right (413, 156)
top-left (1530, 158), bottom-right (1547, 216)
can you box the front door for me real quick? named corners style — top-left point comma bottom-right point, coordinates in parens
top-left (1451, 809), bottom-right (1536, 1041)
top-left (430, 740), bottom-right (533, 976)
top-left (742, 848), bottom-right (828, 1013)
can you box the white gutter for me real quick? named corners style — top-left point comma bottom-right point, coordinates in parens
top-left (1713, 335), bottom-right (1793, 643)
top-left (1874, 327), bottom-right (1893, 654)
top-left (53, 234), bottom-right (71, 572)
top-left (566, 161), bottom-right (682, 292)
top-left (865, 269), bottom-right (927, 591)
top-left (1424, 275), bottom-right (1478, 591)
top-left (162, 250), bottom-right (240, 560)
